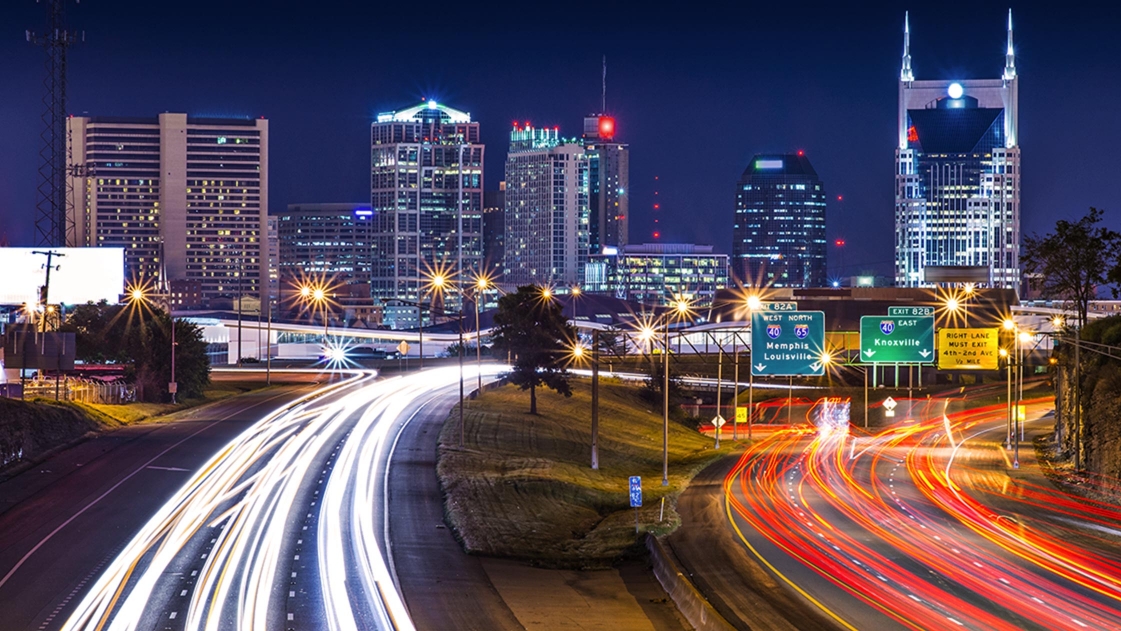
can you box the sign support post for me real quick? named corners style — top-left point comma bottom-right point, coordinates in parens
top-left (629, 476), bottom-right (642, 535)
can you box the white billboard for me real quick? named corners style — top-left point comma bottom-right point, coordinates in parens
top-left (0, 247), bottom-right (126, 306)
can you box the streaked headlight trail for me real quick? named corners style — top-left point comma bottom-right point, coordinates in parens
top-left (60, 366), bottom-right (504, 631)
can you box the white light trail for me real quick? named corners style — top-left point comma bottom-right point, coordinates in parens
top-left (60, 365), bottom-right (506, 631)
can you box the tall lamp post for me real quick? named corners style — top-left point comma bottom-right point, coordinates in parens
top-left (419, 272), bottom-right (448, 370)
top-left (129, 288), bottom-right (179, 403)
top-left (745, 294), bottom-right (762, 441)
top-left (571, 339), bottom-right (600, 470)
top-left (473, 274), bottom-right (492, 394)
top-left (661, 297), bottom-right (693, 486)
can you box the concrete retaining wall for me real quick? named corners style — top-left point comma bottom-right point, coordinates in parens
top-left (647, 534), bottom-right (737, 631)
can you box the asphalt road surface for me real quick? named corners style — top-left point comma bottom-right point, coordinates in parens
top-left (686, 394), bottom-right (1121, 631)
top-left (0, 382), bottom-right (317, 631)
top-left (21, 365), bottom-right (510, 631)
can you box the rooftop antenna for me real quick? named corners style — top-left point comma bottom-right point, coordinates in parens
top-left (602, 55), bottom-right (607, 113)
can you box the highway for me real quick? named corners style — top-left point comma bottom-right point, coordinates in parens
top-left (0, 379), bottom-right (322, 631)
top-left (716, 395), bottom-right (1121, 630)
top-left (44, 364), bottom-right (505, 631)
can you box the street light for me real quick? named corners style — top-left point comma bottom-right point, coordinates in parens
top-left (419, 271), bottom-right (450, 370)
top-left (473, 274), bottom-right (492, 394)
top-left (569, 337), bottom-right (601, 470)
top-left (745, 294), bottom-right (761, 439)
top-left (661, 296), bottom-right (695, 486)
top-left (296, 282), bottom-right (331, 341)
top-left (128, 287), bottom-right (178, 403)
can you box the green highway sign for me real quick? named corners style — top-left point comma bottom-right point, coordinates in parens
top-left (859, 315), bottom-right (935, 364)
top-left (888, 306), bottom-right (935, 317)
top-left (759, 302), bottom-right (797, 312)
top-left (751, 310), bottom-right (826, 376)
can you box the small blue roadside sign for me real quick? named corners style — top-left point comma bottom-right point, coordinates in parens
top-left (629, 476), bottom-right (642, 508)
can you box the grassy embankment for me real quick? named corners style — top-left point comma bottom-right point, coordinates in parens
top-left (437, 379), bottom-right (730, 569)
top-left (0, 380), bottom-right (264, 474)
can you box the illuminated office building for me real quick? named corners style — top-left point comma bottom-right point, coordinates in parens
top-left (503, 124), bottom-right (589, 286)
top-left (370, 101), bottom-right (483, 314)
top-left (67, 113), bottom-right (268, 303)
top-left (895, 11), bottom-right (1021, 288)
top-left (583, 114), bottom-right (629, 251)
top-left (273, 203), bottom-right (375, 286)
top-left (585, 243), bottom-right (728, 306)
top-left (733, 153), bottom-right (827, 288)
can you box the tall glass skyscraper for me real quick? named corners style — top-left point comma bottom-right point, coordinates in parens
top-left (370, 101), bottom-right (483, 315)
top-left (733, 153), bottom-right (827, 288)
top-left (895, 11), bottom-right (1020, 288)
top-left (582, 114), bottom-right (629, 252)
top-left (503, 124), bottom-right (589, 286)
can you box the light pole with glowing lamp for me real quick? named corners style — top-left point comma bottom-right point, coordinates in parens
top-left (571, 341), bottom-right (600, 470)
top-left (473, 274), bottom-right (491, 394)
top-left (745, 294), bottom-right (762, 440)
top-left (661, 297), bottom-right (693, 486)
top-left (420, 272), bottom-right (449, 370)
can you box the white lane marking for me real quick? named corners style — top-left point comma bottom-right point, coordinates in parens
top-left (0, 388), bottom-right (299, 590)
top-left (147, 466), bottom-right (191, 472)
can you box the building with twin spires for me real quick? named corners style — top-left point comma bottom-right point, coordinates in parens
top-left (894, 11), bottom-right (1021, 289)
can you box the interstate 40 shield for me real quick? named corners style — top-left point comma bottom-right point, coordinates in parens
top-left (750, 310), bottom-right (826, 376)
top-left (859, 315), bottom-right (935, 364)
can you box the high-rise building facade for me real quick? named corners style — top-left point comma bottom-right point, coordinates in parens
top-left (895, 12), bottom-right (1020, 288)
top-left (67, 114), bottom-right (268, 303)
top-left (733, 153), bottom-right (827, 288)
top-left (273, 203), bottom-right (374, 286)
top-left (370, 101), bottom-right (483, 312)
top-left (266, 214), bottom-right (279, 305)
top-left (584, 243), bottom-right (728, 306)
top-left (583, 115), bottom-right (629, 252)
top-left (504, 124), bottom-right (589, 286)
top-left (482, 187), bottom-right (505, 279)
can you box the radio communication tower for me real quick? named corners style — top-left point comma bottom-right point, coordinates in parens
top-left (27, 0), bottom-right (82, 247)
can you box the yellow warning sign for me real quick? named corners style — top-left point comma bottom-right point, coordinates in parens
top-left (938, 328), bottom-right (999, 370)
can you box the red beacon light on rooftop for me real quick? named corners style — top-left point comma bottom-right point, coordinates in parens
top-left (598, 116), bottom-right (615, 139)
top-left (797, 150), bottom-right (804, 156)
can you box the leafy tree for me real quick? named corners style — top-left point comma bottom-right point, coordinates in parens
top-left (1023, 207), bottom-right (1120, 329)
top-left (491, 285), bottom-right (576, 414)
top-left (60, 301), bottom-right (210, 402)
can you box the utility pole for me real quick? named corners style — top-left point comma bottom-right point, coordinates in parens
top-left (27, 0), bottom-right (81, 247)
top-left (591, 329), bottom-right (600, 470)
top-left (31, 250), bottom-right (64, 332)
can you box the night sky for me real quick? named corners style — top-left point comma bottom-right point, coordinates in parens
top-left (1, 1), bottom-right (1118, 279)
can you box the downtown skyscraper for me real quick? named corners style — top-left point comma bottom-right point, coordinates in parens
top-left (370, 101), bottom-right (483, 313)
top-left (66, 113), bottom-right (269, 303)
top-left (503, 124), bottom-right (589, 286)
top-left (733, 153), bottom-right (827, 288)
top-left (582, 114), bottom-right (629, 252)
top-left (894, 12), bottom-right (1021, 289)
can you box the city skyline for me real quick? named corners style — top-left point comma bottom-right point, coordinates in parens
top-left (1, 1), bottom-right (1118, 281)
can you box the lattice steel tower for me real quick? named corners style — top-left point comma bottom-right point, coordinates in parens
top-left (27, 0), bottom-right (81, 247)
